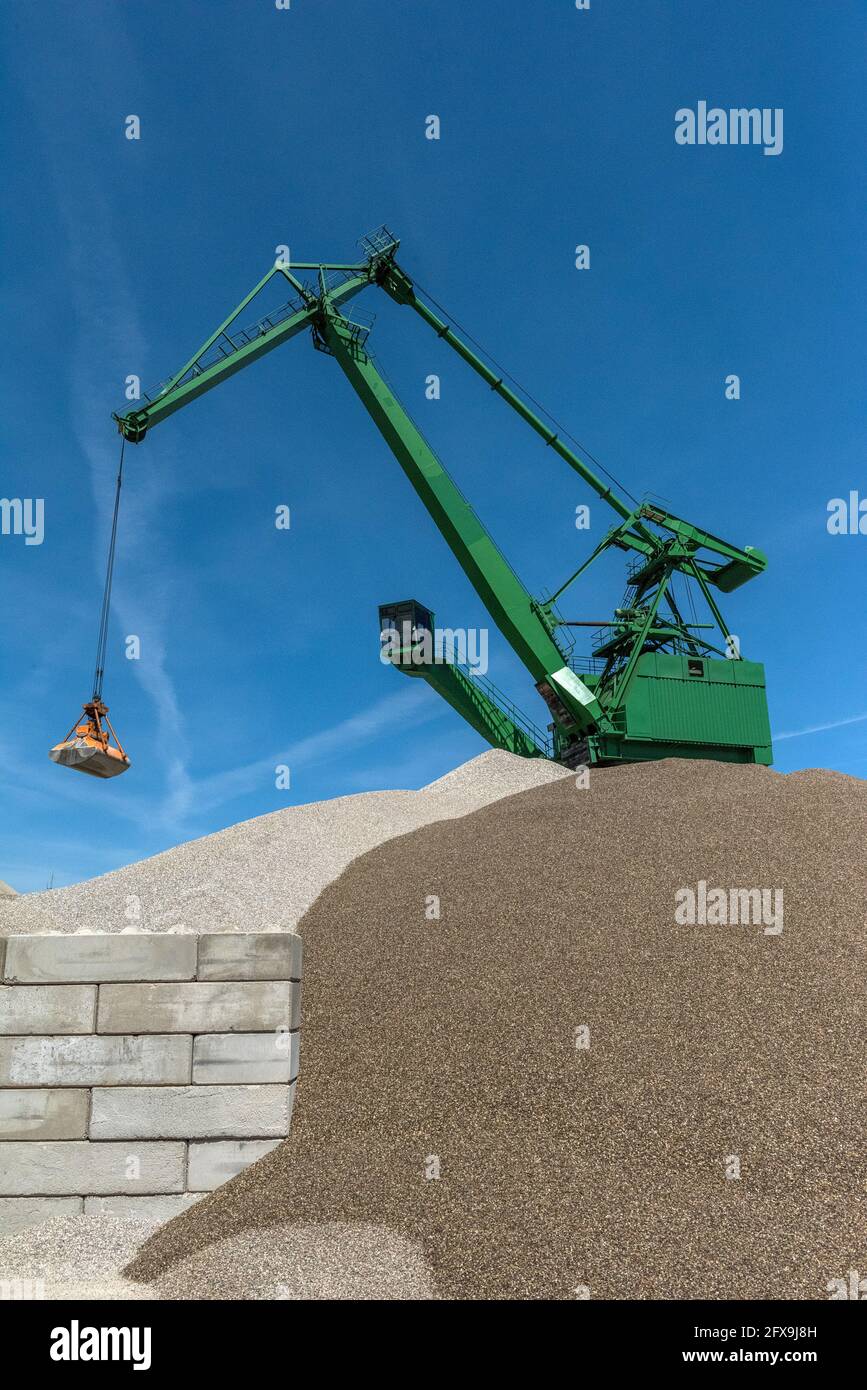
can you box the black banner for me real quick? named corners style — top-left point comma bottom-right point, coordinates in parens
top-left (2, 1297), bottom-right (860, 1374)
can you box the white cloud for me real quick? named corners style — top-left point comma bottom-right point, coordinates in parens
top-left (159, 681), bottom-right (442, 824)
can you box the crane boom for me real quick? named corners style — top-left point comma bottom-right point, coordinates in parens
top-left (320, 307), bottom-right (610, 737)
top-left (117, 268), bottom-right (371, 442)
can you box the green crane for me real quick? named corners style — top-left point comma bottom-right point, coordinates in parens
top-left (115, 226), bottom-right (773, 768)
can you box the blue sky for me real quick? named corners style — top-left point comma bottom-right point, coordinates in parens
top-left (1, 0), bottom-right (864, 891)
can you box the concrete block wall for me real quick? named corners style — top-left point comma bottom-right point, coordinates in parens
top-left (0, 933), bottom-right (301, 1234)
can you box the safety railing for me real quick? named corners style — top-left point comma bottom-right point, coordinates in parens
top-left (438, 641), bottom-right (553, 757)
top-left (568, 653), bottom-right (606, 676)
top-left (138, 288), bottom-right (312, 406)
top-left (358, 225), bottom-right (400, 261)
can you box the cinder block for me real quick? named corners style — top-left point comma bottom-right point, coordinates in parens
top-left (198, 933), bottom-right (303, 981)
top-left (89, 1084), bottom-right (292, 1139)
top-left (192, 1031), bottom-right (298, 1084)
top-left (84, 1193), bottom-right (204, 1221)
top-left (187, 1139), bottom-right (281, 1191)
top-left (0, 1196), bottom-right (83, 1235)
top-left (0, 984), bottom-right (96, 1034)
top-left (97, 981), bottom-right (298, 1034)
top-left (0, 1088), bottom-right (89, 1140)
top-left (2, 934), bottom-right (197, 984)
top-left (0, 1141), bottom-right (186, 1195)
top-left (0, 1034), bottom-right (192, 1087)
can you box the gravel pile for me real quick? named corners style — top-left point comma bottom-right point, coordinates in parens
top-left (0, 1212), bottom-right (434, 1301)
top-left (0, 1214), bottom-right (161, 1300)
top-left (157, 1222), bottom-right (435, 1300)
top-left (0, 750), bottom-right (571, 935)
top-left (127, 757), bottom-right (867, 1300)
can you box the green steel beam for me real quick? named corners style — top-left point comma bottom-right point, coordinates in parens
top-left (380, 264), bottom-right (647, 530)
top-left (380, 262), bottom-right (766, 589)
top-left (639, 506), bottom-right (767, 588)
top-left (114, 271), bottom-right (371, 441)
top-left (393, 656), bottom-right (549, 759)
top-left (322, 308), bottom-right (611, 736)
top-left (686, 558), bottom-right (736, 646)
top-left (606, 574), bottom-right (670, 711)
top-left (158, 265), bottom-right (285, 401)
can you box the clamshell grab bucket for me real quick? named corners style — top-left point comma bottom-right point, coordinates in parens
top-left (49, 700), bottom-right (130, 780)
top-left (49, 736), bottom-right (130, 778)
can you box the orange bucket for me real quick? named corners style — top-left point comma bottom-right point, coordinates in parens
top-left (49, 700), bottom-right (130, 780)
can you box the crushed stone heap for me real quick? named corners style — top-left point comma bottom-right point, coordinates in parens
top-left (127, 758), bottom-right (866, 1300)
top-left (0, 751), bottom-right (571, 936)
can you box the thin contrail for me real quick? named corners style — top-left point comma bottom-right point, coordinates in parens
top-left (774, 712), bottom-right (867, 741)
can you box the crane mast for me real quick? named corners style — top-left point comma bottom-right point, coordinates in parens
top-left (115, 227), bottom-right (773, 768)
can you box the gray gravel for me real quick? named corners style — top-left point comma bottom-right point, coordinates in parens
top-left (155, 1221), bottom-right (436, 1300)
top-left (0, 751), bottom-right (566, 1301)
top-left (0, 1211), bottom-right (434, 1301)
top-left (0, 1214), bottom-right (161, 1300)
top-left (0, 751), bottom-right (571, 935)
top-left (128, 757), bottom-right (867, 1300)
